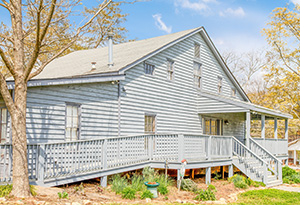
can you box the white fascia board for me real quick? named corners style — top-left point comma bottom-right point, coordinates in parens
top-left (199, 92), bottom-right (292, 119)
top-left (6, 74), bottom-right (126, 89)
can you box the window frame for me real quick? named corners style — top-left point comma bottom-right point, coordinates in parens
top-left (0, 108), bottom-right (8, 144)
top-left (203, 118), bottom-right (223, 136)
top-left (231, 87), bottom-right (237, 97)
top-left (166, 58), bottom-right (175, 81)
top-left (194, 43), bottom-right (201, 59)
top-left (144, 113), bottom-right (156, 134)
top-left (193, 62), bottom-right (202, 89)
top-left (144, 62), bottom-right (155, 76)
top-left (65, 102), bottom-right (81, 141)
top-left (218, 76), bottom-right (223, 94)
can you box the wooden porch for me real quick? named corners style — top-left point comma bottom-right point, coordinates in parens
top-left (0, 133), bottom-right (288, 187)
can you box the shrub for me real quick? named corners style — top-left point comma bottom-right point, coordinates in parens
top-left (110, 174), bottom-right (128, 194)
top-left (158, 184), bottom-right (168, 195)
top-left (121, 187), bottom-right (136, 200)
top-left (282, 166), bottom-right (300, 184)
top-left (131, 174), bottom-right (143, 191)
top-left (58, 191), bottom-right (69, 199)
top-left (0, 184), bottom-right (12, 197)
top-left (180, 179), bottom-right (198, 192)
top-left (207, 184), bottom-right (216, 191)
top-left (282, 166), bottom-right (297, 178)
top-left (229, 174), bottom-right (248, 189)
top-left (194, 189), bottom-right (216, 201)
top-left (213, 171), bottom-right (222, 180)
top-left (30, 185), bottom-right (37, 196)
top-left (140, 190), bottom-right (154, 199)
top-left (155, 173), bottom-right (174, 187)
top-left (142, 166), bottom-right (156, 182)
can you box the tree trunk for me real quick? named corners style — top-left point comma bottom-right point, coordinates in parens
top-left (10, 79), bottom-right (31, 197)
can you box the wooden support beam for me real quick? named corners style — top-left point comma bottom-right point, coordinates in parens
top-left (246, 111), bottom-right (251, 147)
top-left (261, 115), bottom-right (265, 139)
top-left (221, 166), bottom-right (225, 179)
top-left (205, 167), bottom-right (211, 184)
top-left (101, 176), bottom-right (107, 187)
top-left (191, 169), bottom-right (195, 179)
top-left (274, 118), bottom-right (278, 139)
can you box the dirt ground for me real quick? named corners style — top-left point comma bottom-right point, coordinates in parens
top-left (0, 178), bottom-right (264, 205)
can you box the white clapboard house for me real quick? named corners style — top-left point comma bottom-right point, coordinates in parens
top-left (0, 27), bottom-right (292, 187)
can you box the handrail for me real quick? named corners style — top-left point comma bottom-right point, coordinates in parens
top-left (249, 137), bottom-right (281, 163)
top-left (232, 137), bottom-right (268, 165)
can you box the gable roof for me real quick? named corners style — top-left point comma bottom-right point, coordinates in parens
top-left (30, 27), bottom-right (249, 101)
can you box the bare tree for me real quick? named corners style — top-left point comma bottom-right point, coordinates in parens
top-left (0, 0), bottom-right (133, 197)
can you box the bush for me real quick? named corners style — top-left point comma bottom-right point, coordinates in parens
top-left (213, 171), bottom-right (222, 180)
top-left (207, 184), bottom-right (216, 191)
top-left (282, 166), bottom-right (297, 178)
top-left (142, 167), bottom-right (156, 182)
top-left (0, 184), bottom-right (12, 197)
top-left (158, 184), bottom-right (168, 195)
top-left (58, 191), bottom-right (69, 199)
top-left (194, 189), bottom-right (216, 201)
top-left (229, 174), bottom-right (248, 189)
top-left (131, 174), bottom-right (144, 192)
top-left (140, 190), bottom-right (154, 199)
top-left (110, 174), bottom-right (128, 194)
top-left (155, 173), bottom-right (174, 187)
top-left (180, 179), bottom-right (198, 192)
top-left (282, 166), bottom-right (300, 184)
top-left (121, 187), bottom-right (136, 200)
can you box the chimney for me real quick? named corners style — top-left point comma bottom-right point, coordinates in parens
top-left (108, 32), bottom-right (114, 68)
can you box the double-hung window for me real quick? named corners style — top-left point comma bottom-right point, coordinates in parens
top-left (65, 103), bottom-right (80, 141)
top-left (193, 62), bottom-right (202, 88)
top-left (0, 108), bottom-right (8, 144)
top-left (167, 59), bottom-right (175, 81)
top-left (144, 62), bottom-right (155, 75)
top-left (144, 114), bottom-right (156, 134)
top-left (194, 43), bottom-right (200, 59)
top-left (218, 76), bottom-right (223, 93)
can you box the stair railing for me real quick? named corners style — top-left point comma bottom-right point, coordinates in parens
top-left (249, 137), bottom-right (282, 181)
top-left (232, 137), bottom-right (268, 184)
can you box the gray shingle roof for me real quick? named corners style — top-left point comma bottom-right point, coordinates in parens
top-left (35, 27), bottom-right (201, 80)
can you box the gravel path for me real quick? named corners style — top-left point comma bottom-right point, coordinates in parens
top-left (273, 185), bottom-right (300, 192)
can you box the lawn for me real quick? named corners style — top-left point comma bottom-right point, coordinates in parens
top-left (231, 189), bottom-right (300, 205)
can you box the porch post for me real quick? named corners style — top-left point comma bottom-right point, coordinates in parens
top-left (285, 119), bottom-right (289, 140)
top-left (274, 118), bottom-right (278, 139)
top-left (294, 150), bottom-right (297, 165)
top-left (246, 111), bottom-right (251, 147)
top-left (205, 167), bottom-right (211, 184)
top-left (228, 164), bottom-right (233, 178)
top-left (261, 115), bottom-right (265, 139)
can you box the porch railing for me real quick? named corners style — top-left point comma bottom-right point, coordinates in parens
top-left (252, 138), bottom-right (288, 157)
top-left (0, 134), bottom-right (232, 185)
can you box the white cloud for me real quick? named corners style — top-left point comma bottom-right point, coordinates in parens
top-left (291, 0), bottom-right (300, 5)
top-left (152, 14), bottom-right (172, 34)
top-left (174, 0), bottom-right (218, 13)
top-left (219, 7), bottom-right (245, 17)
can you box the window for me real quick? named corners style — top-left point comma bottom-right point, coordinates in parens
top-left (65, 104), bottom-right (80, 141)
top-left (0, 108), bottom-right (7, 144)
top-left (144, 62), bottom-right (155, 75)
top-left (194, 43), bottom-right (200, 59)
top-left (144, 114), bottom-right (156, 134)
top-left (193, 62), bottom-right (202, 88)
top-left (218, 76), bottom-right (222, 93)
top-left (231, 88), bottom-right (236, 97)
top-left (167, 59), bottom-right (175, 81)
top-left (204, 119), bottom-right (223, 135)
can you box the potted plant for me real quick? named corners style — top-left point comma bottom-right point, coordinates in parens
top-left (144, 181), bottom-right (160, 198)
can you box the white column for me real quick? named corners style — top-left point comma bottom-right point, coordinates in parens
top-left (261, 115), bottom-right (265, 139)
top-left (246, 111), bottom-right (251, 147)
top-left (274, 118), bottom-right (278, 139)
top-left (205, 167), bottom-right (211, 184)
top-left (285, 119), bottom-right (289, 139)
top-left (294, 150), bottom-right (297, 165)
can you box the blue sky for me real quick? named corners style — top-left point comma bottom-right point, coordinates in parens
top-left (120, 0), bottom-right (299, 53)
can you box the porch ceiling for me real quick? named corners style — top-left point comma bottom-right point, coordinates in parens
top-left (198, 92), bottom-right (292, 120)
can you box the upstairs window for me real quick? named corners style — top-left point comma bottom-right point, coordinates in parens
top-left (231, 88), bottom-right (236, 97)
top-left (0, 108), bottom-right (8, 144)
top-left (145, 114), bottom-right (156, 134)
top-left (218, 76), bottom-right (222, 93)
top-left (144, 62), bottom-right (155, 75)
top-left (193, 62), bottom-right (202, 88)
top-left (66, 104), bottom-right (80, 141)
top-left (194, 43), bottom-right (200, 59)
top-left (167, 59), bottom-right (175, 81)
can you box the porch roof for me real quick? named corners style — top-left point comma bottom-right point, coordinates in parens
top-left (288, 140), bottom-right (300, 151)
top-left (198, 92), bottom-right (292, 119)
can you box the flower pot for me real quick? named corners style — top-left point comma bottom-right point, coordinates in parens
top-left (144, 182), bottom-right (160, 198)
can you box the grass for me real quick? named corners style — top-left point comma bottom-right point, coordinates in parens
top-left (231, 189), bottom-right (300, 205)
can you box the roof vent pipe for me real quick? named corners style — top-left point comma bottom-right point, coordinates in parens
top-left (108, 32), bottom-right (114, 68)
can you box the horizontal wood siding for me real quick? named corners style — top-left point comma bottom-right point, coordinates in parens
top-left (25, 83), bottom-right (118, 143)
top-left (120, 33), bottom-right (247, 136)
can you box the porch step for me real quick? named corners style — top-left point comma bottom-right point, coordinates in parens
top-left (266, 180), bottom-right (282, 187)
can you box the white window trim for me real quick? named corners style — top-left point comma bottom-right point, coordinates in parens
top-left (194, 43), bottom-right (201, 59)
top-left (65, 102), bottom-right (81, 141)
top-left (144, 113), bottom-right (157, 134)
top-left (167, 59), bottom-right (175, 81)
top-left (193, 62), bottom-right (202, 89)
top-left (144, 62), bottom-right (155, 76)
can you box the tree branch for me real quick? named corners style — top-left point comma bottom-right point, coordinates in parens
top-left (0, 71), bottom-right (16, 115)
top-left (28, 0), bottom-right (112, 80)
top-left (0, 47), bottom-right (17, 77)
top-left (274, 41), bottom-right (300, 77)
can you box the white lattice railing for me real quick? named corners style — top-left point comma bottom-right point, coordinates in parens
top-left (0, 134), bottom-right (234, 185)
top-left (252, 138), bottom-right (288, 157)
